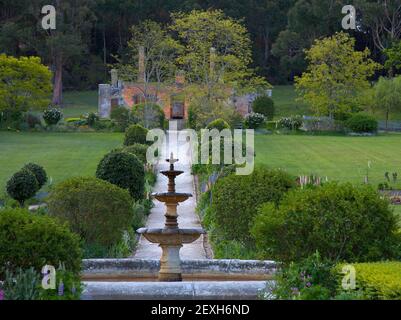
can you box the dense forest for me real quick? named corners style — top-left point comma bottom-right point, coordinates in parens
top-left (0, 0), bottom-right (400, 93)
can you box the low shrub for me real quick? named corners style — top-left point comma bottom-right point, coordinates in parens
top-left (131, 103), bottom-right (165, 129)
top-left (0, 208), bottom-right (82, 277)
top-left (24, 113), bottom-right (42, 129)
top-left (277, 116), bottom-right (303, 130)
top-left (124, 124), bottom-right (149, 146)
top-left (209, 167), bottom-right (295, 243)
top-left (345, 113), bottom-right (378, 133)
top-left (96, 152), bottom-right (145, 200)
top-left (271, 252), bottom-right (337, 300)
top-left (23, 163), bottom-right (47, 189)
top-left (251, 183), bottom-right (400, 263)
top-left (252, 95), bottom-right (275, 120)
top-left (6, 169), bottom-right (39, 206)
top-left (335, 262), bottom-right (401, 300)
top-left (86, 112), bottom-right (99, 127)
top-left (48, 177), bottom-right (134, 247)
top-left (206, 118), bottom-right (231, 131)
top-left (43, 108), bottom-right (63, 126)
top-left (244, 113), bottom-right (266, 129)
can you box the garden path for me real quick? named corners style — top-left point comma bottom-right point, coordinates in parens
top-left (132, 129), bottom-right (208, 260)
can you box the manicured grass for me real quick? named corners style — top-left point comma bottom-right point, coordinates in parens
top-left (255, 133), bottom-right (401, 188)
top-left (0, 131), bottom-right (123, 193)
top-left (62, 91), bottom-right (98, 118)
top-left (272, 85), bottom-right (311, 118)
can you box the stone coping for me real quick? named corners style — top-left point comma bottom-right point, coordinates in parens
top-left (82, 259), bottom-right (277, 281)
top-left (81, 281), bottom-right (271, 300)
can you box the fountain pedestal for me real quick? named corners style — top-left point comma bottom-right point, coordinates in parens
top-left (137, 154), bottom-right (205, 282)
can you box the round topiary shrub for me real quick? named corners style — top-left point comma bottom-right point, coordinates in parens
top-left (251, 182), bottom-right (400, 263)
top-left (87, 112), bottom-right (99, 127)
top-left (96, 151), bottom-right (145, 200)
top-left (6, 169), bottom-right (39, 206)
top-left (124, 124), bottom-right (149, 146)
top-left (252, 95), bottom-right (275, 120)
top-left (48, 177), bottom-right (134, 246)
top-left (244, 113), bottom-right (266, 129)
top-left (345, 113), bottom-right (378, 133)
top-left (206, 118), bottom-right (231, 131)
top-left (209, 167), bottom-right (295, 243)
top-left (43, 107), bottom-right (63, 126)
top-left (0, 208), bottom-right (82, 276)
top-left (23, 163), bottom-right (47, 189)
top-left (131, 103), bottom-right (165, 129)
top-left (122, 143), bottom-right (149, 164)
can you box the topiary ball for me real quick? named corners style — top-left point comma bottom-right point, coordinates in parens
top-left (96, 151), bottom-right (145, 200)
top-left (124, 124), bottom-right (149, 146)
top-left (6, 169), bottom-right (39, 206)
top-left (23, 163), bottom-right (47, 189)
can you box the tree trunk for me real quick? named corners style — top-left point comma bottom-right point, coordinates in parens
top-left (52, 55), bottom-right (63, 106)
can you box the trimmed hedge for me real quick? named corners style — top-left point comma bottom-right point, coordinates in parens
top-left (345, 114), bottom-right (378, 133)
top-left (96, 151), bottom-right (145, 200)
top-left (0, 208), bottom-right (82, 277)
top-left (337, 262), bottom-right (401, 300)
top-left (23, 163), bottom-right (47, 188)
top-left (48, 177), bottom-right (134, 247)
top-left (209, 167), bottom-right (295, 243)
top-left (252, 183), bottom-right (400, 263)
top-left (124, 124), bottom-right (149, 146)
top-left (122, 143), bottom-right (148, 164)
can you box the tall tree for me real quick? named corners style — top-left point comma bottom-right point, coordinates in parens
top-left (373, 76), bottom-right (401, 128)
top-left (295, 32), bottom-right (381, 118)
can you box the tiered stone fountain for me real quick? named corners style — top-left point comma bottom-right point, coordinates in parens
top-left (137, 153), bottom-right (205, 282)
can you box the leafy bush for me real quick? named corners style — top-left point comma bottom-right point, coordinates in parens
top-left (6, 169), bottom-right (39, 206)
top-left (345, 113), bottom-right (378, 133)
top-left (124, 124), bottom-right (149, 146)
top-left (131, 103), bottom-right (165, 129)
top-left (277, 116), bottom-right (303, 130)
top-left (206, 118), bottom-right (231, 131)
top-left (48, 177), bottom-right (134, 247)
top-left (43, 107), bottom-right (63, 126)
top-left (115, 143), bottom-right (149, 164)
top-left (244, 112), bottom-right (266, 129)
top-left (0, 208), bottom-right (82, 276)
top-left (335, 262), bottom-right (401, 300)
top-left (23, 163), bottom-right (47, 189)
top-left (96, 152), bottom-right (145, 200)
top-left (24, 113), bottom-right (42, 129)
top-left (271, 252), bottom-right (337, 300)
top-left (110, 107), bottom-right (130, 131)
top-left (252, 95), bottom-right (275, 120)
top-left (209, 167), bottom-right (295, 243)
top-left (86, 112), bottom-right (99, 127)
top-left (252, 183), bottom-right (400, 263)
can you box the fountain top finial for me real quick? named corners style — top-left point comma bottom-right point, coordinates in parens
top-left (167, 152), bottom-right (179, 169)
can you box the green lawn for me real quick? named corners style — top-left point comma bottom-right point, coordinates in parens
top-left (255, 133), bottom-right (401, 188)
top-left (62, 91), bottom-right (98, 118)
top-left (272, 85), bottom-right (311, 118)
top-left (0, 131), bottom-right (123, 193)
